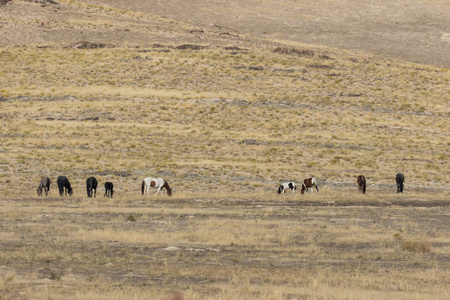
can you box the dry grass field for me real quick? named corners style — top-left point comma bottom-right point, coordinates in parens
top-left (0, 0), bottom-right (449, 299)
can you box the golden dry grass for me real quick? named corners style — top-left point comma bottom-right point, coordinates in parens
top-left (0, 45), bottom-right (448, 195)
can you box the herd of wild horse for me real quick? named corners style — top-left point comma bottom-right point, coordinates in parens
top-left (36, 173), bottom-right (406, 197)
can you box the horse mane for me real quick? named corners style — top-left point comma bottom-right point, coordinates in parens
top-left (163, 180), bottom-right (172, 196)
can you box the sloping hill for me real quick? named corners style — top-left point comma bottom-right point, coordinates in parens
top-left (1, 0), bottom-right (449, 67)
top-left (94, 0), bottom-right (450, 67)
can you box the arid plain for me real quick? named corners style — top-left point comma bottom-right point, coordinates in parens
top-left (0, 0), bottom-right (449, 299)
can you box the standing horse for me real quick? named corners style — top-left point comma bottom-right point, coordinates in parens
top-left (86, 177), bottom-right (98, 198)
top-left (277, 182), bottom-right (296, 194)
top-left (141, 177), bottom-right (172, 196)
top-left (357, 175), bottom-right (366, 194)
top-left (104, 182), bottom-right (114, 198)
top-left (301, 178), bottom-right (319, 194)
top-left (37, 177), bottom-right (51, 196)
top-left (57, 176), bottom-right (73, 196)
top-left (396, 173), bottom-right (405, 193)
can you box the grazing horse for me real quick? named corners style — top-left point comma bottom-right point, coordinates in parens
top-left (141, 177), bottom-right (172, 196)
top-left (57, 176), bottom-right (73, 196)
top-left (357, 175), bottom-right (366, 194)
top-left (277, 182), bottom-right (296, 194)
top-left (396, 173), bottom-right (405, 193)
top-left (86, 177), bottom-right (98, 198)
top-left (37, 177), bottom-right (51, 196)
top-left (104, 182), bottom-right (114, 198)
top-left (301, 178), bottom-right (319, 194)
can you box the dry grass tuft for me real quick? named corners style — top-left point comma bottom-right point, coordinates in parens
top-left (273, 46), bottom-right (315, 57)
top-left (165, 291), bottom-right (185, 300)
top-left (401, 240), bottom-right (433, 253)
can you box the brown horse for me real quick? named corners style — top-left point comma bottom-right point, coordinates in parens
top-left (301, 178), bottom-right (318, 194)
top-left (396, 173), bottom-right (405, 193)
top-left (357, 175), bottom-right (366, 194)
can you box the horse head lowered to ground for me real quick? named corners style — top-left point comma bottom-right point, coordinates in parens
top-left (86, 177), bottom-right (98, 198)
top-left (357, 175), bottom-right (366, 194)
top-left (396, 173), bottom-right (405, 193)
top-left (142, 177), bottom-right (172, 196)
top-left (301, 178), bottom-right (318, 194)
top-left (104, 182), bottom-right (114, 198)
top-left (277, 182), bottom-right (296, 194)
top-left (57, 176), bottom-right (73, 196)
top-left (37, 177), bottom-right (51, 196)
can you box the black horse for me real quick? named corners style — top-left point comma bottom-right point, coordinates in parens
top-left (104, 182), bottom-right (114, 198)
top-left (57, 176), bottom-right (73, 196)
top-left (357, 175), bottom-right (366, 194)
top-left (86, 177), bottom-right (98, 198)
top-left (396, 173), bottom-right (405, 193)
top-left (37, 177), bottom-right (51, 196)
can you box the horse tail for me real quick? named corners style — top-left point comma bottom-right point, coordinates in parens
top-left (164, 181), bottom-right (172, 196)
top-left (363, 180), bottom-right (366, 194)
top-left (141, 180), bottom-right (145, 195)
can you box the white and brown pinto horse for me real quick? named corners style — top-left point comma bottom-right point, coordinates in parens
top-left (278, 182), bottom-right (296, 194)
top-left (142, 177), bottom-right (172, 196)
top-left (301, 178), bottom-right (318, 194)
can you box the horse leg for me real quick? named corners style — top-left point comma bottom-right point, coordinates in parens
top-left (155, 186), bottom-right (162, 195)
top-left (94, 188), bottom-right (96, 198)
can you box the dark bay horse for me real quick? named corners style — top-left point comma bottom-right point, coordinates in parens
top-left (37, 177), bottom-right (51, 196)
top-left (396, 173), bottom-right (405, 193)
top-left (86, 177), bottom-right (98, 198)
top-left (357, 175), bottom-right (366, 194)
top-left (57, 176), bottom-right (73, 196)
top-left (301, 178), bottom-right (319, 194)
top-left (104, 182), bottom-right (114, 198)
